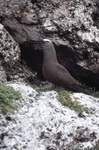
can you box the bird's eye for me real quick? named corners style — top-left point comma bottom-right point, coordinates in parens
top-left (43, 39), bottom-right (51, 43)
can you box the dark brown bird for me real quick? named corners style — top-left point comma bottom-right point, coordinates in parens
top-left (41, 39), bottom-right (87, 94)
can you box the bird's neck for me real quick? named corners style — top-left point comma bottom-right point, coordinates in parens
top-left (43, 46), bottom-right (58, 63)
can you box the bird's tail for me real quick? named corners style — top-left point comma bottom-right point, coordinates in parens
top-left (73, 84), bottom-right (88, 94)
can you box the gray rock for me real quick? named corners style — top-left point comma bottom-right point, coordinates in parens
top-left (0, 23), bottom-right (37, 82)
top-left (0, 24), bottom-right (20, 64)
top-left (0, 66), bottom-right (7, 83)
top-left (0, 0), bottom-right (99, 87)
top-left (0, 23), bottom-right (20, 82)
top-left (0, 82), bottom-right (99, 150)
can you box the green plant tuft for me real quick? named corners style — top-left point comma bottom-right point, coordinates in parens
top-left (90, 145), bottom-right (99, 150)
top-left (0, 83), bottom-right (21, 113)
top-left (86, 87), bottom-right (99, 98)
top-left (68, 148), bottom-right (81, 150)
top-left (35, 84), bottom-right (66, 93)
top-left (67, 144), bottom-right (99, 150)
top-left (35, 84), bottom-right (91, 114)
top-left (56, 90), bottom-right (91, 114)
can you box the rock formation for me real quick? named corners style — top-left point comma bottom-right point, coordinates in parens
top-left (0, 0), bottom-right (99, 88)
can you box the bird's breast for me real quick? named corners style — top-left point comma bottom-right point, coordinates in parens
top-left (42, 62), bottom-right (57, 83)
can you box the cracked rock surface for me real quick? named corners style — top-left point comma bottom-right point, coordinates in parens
top-left (0, 82), bottom-right (99, 150)
top-left (0, 0), bottom-right (99, 87)
top-left (0, 23), bottom-right (37, 83)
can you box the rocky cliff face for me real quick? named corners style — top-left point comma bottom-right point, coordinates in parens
top-left (0, 24), bottom-right (20, 82)
top-left (0, 0), bottom-right (99, 88)
top-left (0, 82), bottom-right (99, 150)
top-left (0, 1), bottom-right (99, 150)
top-left (0, 24), bottom-right (38, 83)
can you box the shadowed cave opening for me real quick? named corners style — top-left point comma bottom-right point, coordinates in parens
top-left (20, 44), bottom-right (44, 79)
top-left (20, 44), bottom-right (99, 90)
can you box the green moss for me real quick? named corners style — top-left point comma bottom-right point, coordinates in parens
top-left (0, 83), bottom-right (21, 113)
top-left (35, 84), bottom-right (56, 93)
top-left (69, 145), bottom-right (99, 150)
top-left (86, 87), bottom-right (99, 98)
top-left (68, 148), bottom-right (81, 150)
top-left (90, 145), bottom-right (99, 150)
top-left (35, 84), bottom-right (67, 93)
top-left (36, 84), bottom-right (91, 114)
top-left (56, 90), bottom-right (91, 114)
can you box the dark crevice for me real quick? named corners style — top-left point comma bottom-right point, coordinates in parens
top-left (83, 51), bottom-right (89, 59)
top-left (94, 48), bottom-right (99, 53)
top-left (20, 44), bottom-right (44, 79)
top-left (55, 46), bottom-right (99, 89)
top-left (20, 44), bottom-right (99, 90)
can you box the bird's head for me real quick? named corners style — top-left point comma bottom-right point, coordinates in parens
top-left (41, 39), bottom-right (52, 43)
top-left (41, 39), bottom-right (52, 44)
top-left (40, 39), bottom-right (54, 50)
top-left (40, 39), bottom-right (57, 59)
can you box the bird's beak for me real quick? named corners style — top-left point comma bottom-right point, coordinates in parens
top-left (23, 37), bottom-right (44, 46)
top-left (30, 38), bottom-right (44, 43)
top-left (37, 38), bottom-right (45, 43)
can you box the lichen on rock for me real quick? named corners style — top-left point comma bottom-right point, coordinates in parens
top-left (0, 82), bottom-right (99, 150)
top-left (0, 24), bottom-right (20, 64)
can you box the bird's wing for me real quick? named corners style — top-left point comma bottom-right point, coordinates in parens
top-left (55, 63), bottom-right (87, 93)
top-left (56, 63), bottom-right (80, 86)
